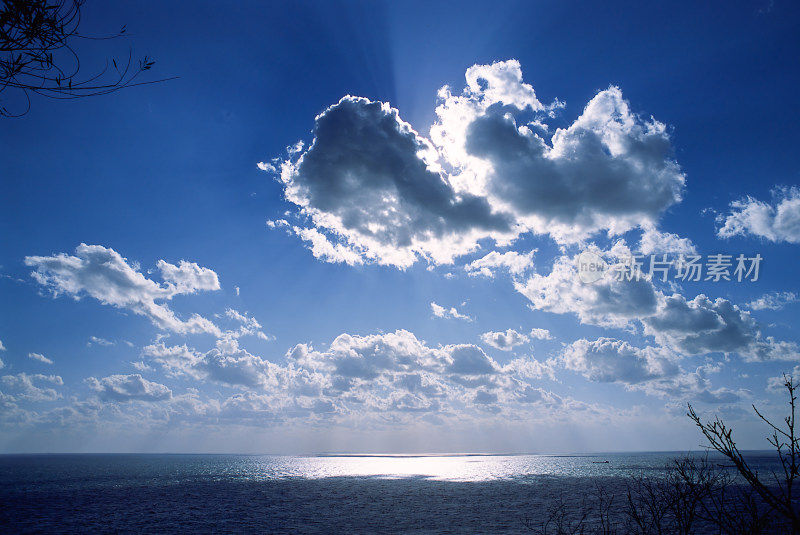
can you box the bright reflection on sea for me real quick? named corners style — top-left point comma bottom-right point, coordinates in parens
top-left (291, 455), bottom-right (521, 481)
top-left (232, 453), bottom-right (684, 483)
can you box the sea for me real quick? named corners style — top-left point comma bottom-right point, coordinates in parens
top-left (0, 451), bottom-right (785, 534)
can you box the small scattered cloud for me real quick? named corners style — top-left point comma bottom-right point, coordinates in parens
top-left (529, 328), bottom-right (553, 340)
top-left (639, 225), bottom-right (696, 255)
top-left (87, 336), bottom-right (115, 347)
top-left (27, 352), bottom-right (53, 365)
top-left (266, 219), bottom-right (289, 229)
top-left (717, 186), bottom-right (800, 243)
top-left (131, 361), bottom-right (153, 372)
top-left (0, 339), bottom-right (5, 351)
top-left (256, 161), bottom-right (276, 173)
top-left (25, 244), bottom-right (221, 336)
top-left (431, 302), bottom-right (473, 321)
top-left (465, 250), bottom-right (535, 278)
top-left (747, 291), bottom-right (798, 311)
top-left (480, 329), bottom-right (529, 351)
top-left (224, 308), bottom-right (271, 341)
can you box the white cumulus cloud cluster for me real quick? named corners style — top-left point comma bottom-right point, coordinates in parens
top-left (563, 338), bottom-right (678, 384)
top-left (86, 374), bottom-right (172, 402)
top-left (561, 339), bottom-right (748, 402)
top-left (270, 60), bottom-right (685, 268)
top-left (132, 329), bottom-right (557, 420)
top-left (517, 249), bottom-right (799, 372)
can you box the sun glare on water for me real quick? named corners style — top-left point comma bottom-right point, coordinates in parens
top-left (284, 454), bottom-right (538, 482)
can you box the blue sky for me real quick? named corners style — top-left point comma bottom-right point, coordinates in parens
top-left (2, 0), bottom-right (799, 453)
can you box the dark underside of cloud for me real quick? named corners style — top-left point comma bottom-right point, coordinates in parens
top-left (274, 60), bottom-right (685, 267)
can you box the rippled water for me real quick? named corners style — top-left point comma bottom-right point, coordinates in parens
top-left (0, 452), bottom-right (781, 533)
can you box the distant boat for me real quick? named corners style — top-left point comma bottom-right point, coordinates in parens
top-left (592, 460), bottom-right (610, 464)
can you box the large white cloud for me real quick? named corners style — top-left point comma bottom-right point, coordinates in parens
top-left (25, 244), bottom-right (221, 336)
top-left (449, 85), bottom-right (684, 242)
top-left (270, 59), bottom-right (685, 267)
top-left (279, 96), bottom-right (512, 268)
top-left (717, 186), bottom-right (800, 243)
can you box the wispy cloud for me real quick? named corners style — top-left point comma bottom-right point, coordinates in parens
top-left (717, 186), bottom-right (800, 243)
top-left (88, 336), bottom-right (115, 347)
top-left (747, 291), bottom-right (798, 311)
top-left (1, 373), bottom-right (62, 401)
top-left (27, 352), bottom-right (53, 365)
top-left (26, 244), bottom-right (221, 336)
top-left (465, 250), bottom-right (535, 278)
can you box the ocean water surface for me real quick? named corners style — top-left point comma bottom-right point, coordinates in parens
top-left (0, 452), bottom-right (781, 533)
